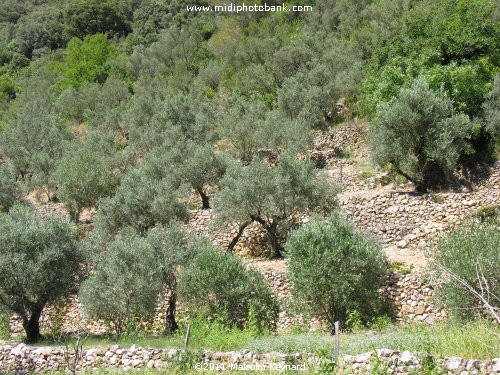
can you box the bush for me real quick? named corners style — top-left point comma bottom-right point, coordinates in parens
top-left (0, 204), bottom-right (83, 343)
top-left (285, 213), bottom-right (389, 331)
top-left (369, 78), bottom-right (474, 192)
top-left (432, 219), bottom-right (499, 321)
top-left (178, 247), bottom-right (278, 332)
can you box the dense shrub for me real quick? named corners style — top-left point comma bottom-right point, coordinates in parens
top-left (79, 229), bottom-right (164, 336)
top-left (178, 247), bottom-right (279, 332)
top-left (432, 219), bottom-right (499, 321)
top-left (0, 204), bottom-right (83, 342)
top-left (55, 34), bottom-right (118, 90)
top-left (286, 213), bottom-right (388, 331)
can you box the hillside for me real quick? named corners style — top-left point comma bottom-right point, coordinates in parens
top-left (0, 0), bottom-right (499, 373)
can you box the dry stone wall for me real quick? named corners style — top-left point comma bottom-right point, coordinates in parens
top-left (0, 344), bottom-right (498, 374)
top-left (339, 166), bottom-right (499, 250)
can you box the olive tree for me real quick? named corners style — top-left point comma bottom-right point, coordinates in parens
top-left (213, 152), bottom-right (338, 258)
top-left (94, 159), bottom-right (189, 239)
top-left (286, 213), bottom-right (388, 331)
top-left (80, 225), bottom-right (205, 335)
top-left (54, 132), bottom-right (120, 222)
top-left (0, 85), bottom-right (69, 200)
top-left (369, 78), bottom-right (474, 192)
top-left (171, 142), bottom-right (226, 209)
top-left (0, 163), bottom-right (19, 211)
top-left (79, 229), bottom-right (163, 336)
top-left (482, 73), bottom-right (500, 139)
top-left (0, 205), bottom-right (83, 343)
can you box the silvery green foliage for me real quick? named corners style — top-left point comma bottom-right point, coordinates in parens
top-left (178, 247), bottom-right (279, 331)
top-left (482, 74), bottom-right (500, 138)
top-left (54, 131), bottom-right (120, 221)
top-left (170, 142), bottom-right (226, 209)
top-left (0, 77), bottom-right (70, 199)
top-left (0, 163), bottom-right (19, 211)
top-left (94, 159), bottom-right (188, 240)
top-left (0, 204), bottom-right (82, 342)
top-left (214, 151), bottom-right (338, 257)
top-left (79, 229), bottom-right (163, 336)
top-left (80, 225), bottom-right (204, 335)
top-left (286, 213), bottom-right (388, 331)
top-left (369, 78), bottom-right (473, 191)
top-left (433, 218), bottom-right (500, 321)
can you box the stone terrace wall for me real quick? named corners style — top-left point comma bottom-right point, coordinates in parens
top-left (0, 344), bottom-right (498, 374)
top-left (340, 165), bottom-right (500, 250)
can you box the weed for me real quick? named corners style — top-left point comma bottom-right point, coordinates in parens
top-left (0, 311), bottom-right (9, 340)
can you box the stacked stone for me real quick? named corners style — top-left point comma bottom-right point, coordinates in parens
top-left (340, 168), bottom-right (500, 250)
top-left (379, 273), bottom-right (445, 323)
top-left (258, 269), bottom-right (443, 331)
top-left (343, 350), bottom-right (500, 375)
top-left (1, 344), bottom-right (498, 374)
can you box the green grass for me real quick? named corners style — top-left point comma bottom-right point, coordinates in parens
top-left (38, 319), bottom-right (498, 361)
top-left (45, 321), bottom-right (267, 352)
top-left (247, 320), bottom-right (499, 360)
top-left (0, 312), bottom-right (9, 340)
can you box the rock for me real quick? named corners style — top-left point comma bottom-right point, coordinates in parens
top-left (377, 349), bottom-right (393, 357)
top-left (400, 351), bottom-right (415, 364)
top-left (445, 357), bottom-right (466, 373)
top-left (396, 240), bottom-right (408, 248)
top-left (491, 358), bottom-right (500, 373)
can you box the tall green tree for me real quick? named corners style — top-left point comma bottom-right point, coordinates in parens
top-left (15, 5), bottom-right (67, 59)
top-left (56, 34), bottom-right (118, 90)
top-left (64, 0), bottom-right (131, 40)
